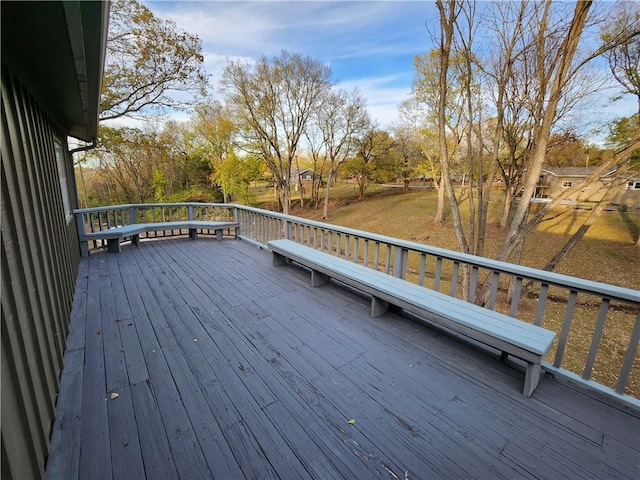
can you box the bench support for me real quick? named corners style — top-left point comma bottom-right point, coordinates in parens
top-left (273, 251), bottom-right (287, 266)
top-left (311, 270), bottom-right (329, 287)
top-left (524, 362), bottom-right (542, 397)
top-left (371, 297), bottom-right (389, 317)
top-left (107, 238), bottom-right (122, 253)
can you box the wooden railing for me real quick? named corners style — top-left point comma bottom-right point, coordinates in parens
top-left (75, 203), bottom-right (640, 403)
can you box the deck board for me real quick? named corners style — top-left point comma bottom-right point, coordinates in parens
top-left (47, 237), bottom-right (640, 480)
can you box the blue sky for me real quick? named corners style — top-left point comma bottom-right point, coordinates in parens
top-left (142, 1), bottom-right (636, 133)
top-left (145, 1), bottom-right (439, 127)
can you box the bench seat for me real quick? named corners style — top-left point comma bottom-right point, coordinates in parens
top-left (268, 239), bottom-right (556, 397)
top-left (82, 221), bottom-right (239, 254)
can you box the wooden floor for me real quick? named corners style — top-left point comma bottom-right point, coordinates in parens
top-left (46, 237), bottom-right (639, 480)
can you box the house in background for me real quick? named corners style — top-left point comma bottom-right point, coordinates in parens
top-left (291, 168), bottom-right (322, 183)
top-left (536, 166), bottom-right (640, 210)
top-left (1, 2), bottom-right (109, 478)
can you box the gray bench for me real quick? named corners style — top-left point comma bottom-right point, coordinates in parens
top-left (268, 239), bottom-right (556, 397)
top-left (82, 221), bottom-right (239, 255)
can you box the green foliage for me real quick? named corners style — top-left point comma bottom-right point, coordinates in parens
top-left (343, 129), bottom-right (395, 199)
top-left (152, 169), bottom-right (167, 202)
top-left (100, 0), bottom-right (208, 120)
top-left (607, 114), bottom-right (640, 166)
top-left (212, 153), bottom-right (263, 205)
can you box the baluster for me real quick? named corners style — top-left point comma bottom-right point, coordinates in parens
top-left (354, 237), bottom-right (360, 264)
top-left (363, 240), bottom-right (369, 268)
top-left (434, 257), bottom-right (443, 292)
top-left (418, 253), bottom-right (427, 286)
top-left (374, 242), bottom-right (380, 270)
top-left (345, 235), bottom-right (350, 260)
top-left (616, 310), bottom-right (640, 394)
top-left (583, 298), bottom-right (610, 380)
top-left (468, 266), bottom-right (479, 302)
top-left (488, 271), bottom-right (500, 310)
top-left (554, 290), bottom-right (578, 368)
top-left (385, 245), bottom-right (391, 274)
top-left (450, 261), bottom-right (459, 297)
top-left (534, 283), bottom-right (549, 326)
top-left (509, 277), bottom-right (523, 317)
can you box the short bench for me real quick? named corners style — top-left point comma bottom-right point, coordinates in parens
top-left (268, 239), bottom-right (556, 397)
top-left (82, 221), bottom-right (239, 255)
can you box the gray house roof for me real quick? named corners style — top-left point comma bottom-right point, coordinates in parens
top-left (1, 1), bottom-right (109, 142)
top-left (541, 167), bottom-right (617, 178)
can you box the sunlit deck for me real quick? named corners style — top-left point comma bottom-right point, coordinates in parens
top-left (46, 237), bottom-right (639, 479)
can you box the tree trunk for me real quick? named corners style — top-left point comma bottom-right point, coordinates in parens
top-left (500, 186), bottom-right (513, 228)
top-left (433, 177), bottom-right (446, 224)
top-left (436, 1), bottom-right (469, 254)
top-left (322, 167), bottom-right (334, 219)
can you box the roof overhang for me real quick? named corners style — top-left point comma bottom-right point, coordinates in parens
top-left (1, 1), bottom-right (110, 142)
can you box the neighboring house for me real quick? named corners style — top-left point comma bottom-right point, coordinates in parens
top-left (1, 2), bottom-right (109, 479)
top-left (536, 167), bottom-right (640, 210)
top-left (291, 168), bottom-right (322, 183)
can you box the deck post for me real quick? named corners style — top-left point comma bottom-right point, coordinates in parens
top-left (393, 247), bottom-right (409, 279)
top-left (128, 205), bottom-right (137, 225)
top-left (75, 211), bottom-right (89, 257)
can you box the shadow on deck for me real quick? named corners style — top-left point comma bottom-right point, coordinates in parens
top-left (46, 237), bottom-right (639, 479)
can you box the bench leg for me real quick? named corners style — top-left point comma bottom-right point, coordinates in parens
top-left (216, 229), bottom-right (223, 241)
top-left (371, 297), bottom-right (389, 317)
top-left (132, 234), bottom-right (140, 246)
top-left (189, 228), bottom-right (198, 240)
top-left (107, 238), bottom-right (122, 253)
top-left (311, 270), bottom-right (329, 287)
top-left (523, 362), bottom-right (542, 397)
top-left (272, 251), bottom-right (287, 266)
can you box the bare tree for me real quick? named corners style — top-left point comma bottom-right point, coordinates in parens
top-left (223, 51), bottom-right (333, 214)
top-left (316, 89), bottom-right (370, 219)
top-left (601, 1), bottom-right (640, 115)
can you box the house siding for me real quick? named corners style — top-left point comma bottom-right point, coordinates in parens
top-left (1, 63), bottom-right (80, 480)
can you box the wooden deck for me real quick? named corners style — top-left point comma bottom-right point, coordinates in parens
top-left (46, 237), bottom-right (640, 480)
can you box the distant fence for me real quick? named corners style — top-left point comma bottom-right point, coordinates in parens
top-left (74, 203), bottom-right (640, 403)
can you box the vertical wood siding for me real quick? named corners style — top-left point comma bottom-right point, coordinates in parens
top-left (1, 63), bottom-right (80, 480)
